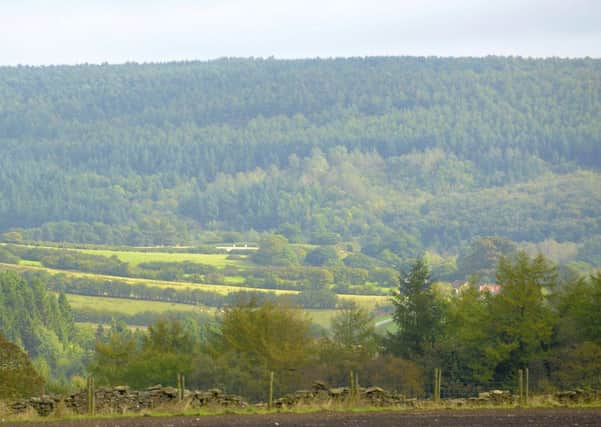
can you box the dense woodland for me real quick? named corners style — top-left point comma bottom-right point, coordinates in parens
top-left (0, 272), bottom-right (88, 390)
top-left (0, 57), bottom-right (600, 268)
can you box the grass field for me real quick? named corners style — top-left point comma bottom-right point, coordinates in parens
top-left (304, 309), bottom-right (340, 329)
top-left (67, 294), bottom-right (343, 329)
top-left (0, 262), bottom-right (298, 296)
top-left (77, 248), bottom-right (248, 268)
top-left (2, 262), bottom-right (387, 308)
top-left (76, 321), bottom-right (143, 331)
top-left (338, 293), bottom-right (389, 307)
top-left (65, 293), bottom-right (214, 316)
top-left (19, 259), bottom-right (43, 266)
top-left (3, 242), bottom-right (249, 268)
top-left (373, 314), bottom-right (397, 334)
top-left (3, 242), bottom-right (394, 333)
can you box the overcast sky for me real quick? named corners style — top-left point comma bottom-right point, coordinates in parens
top-left (1, 0), bottom-right (600, 65)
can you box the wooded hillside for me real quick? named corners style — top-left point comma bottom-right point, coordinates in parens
top-left (1, 57), bottom-right (599, 262)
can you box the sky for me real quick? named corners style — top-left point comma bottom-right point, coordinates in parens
top-left (1, 0), bottom-right (600, 65)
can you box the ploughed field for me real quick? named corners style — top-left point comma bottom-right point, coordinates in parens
top-left (7, 409), bottom-right (601, 427)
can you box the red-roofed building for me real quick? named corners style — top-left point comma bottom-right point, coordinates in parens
top-left (479, 284), bottom-right (501, 295)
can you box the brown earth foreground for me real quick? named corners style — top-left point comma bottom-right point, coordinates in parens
top-left (4, 408), bottom-right (601, 427)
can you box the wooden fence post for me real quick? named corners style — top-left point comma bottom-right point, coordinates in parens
top-left (525, 368), bottom-right (529, 405)
top-left (433, 368), bottom-right (441, 403)
top-left (518, 369), bottom-right (524, 405)
top-left (268, 371), bottom-right (274, 410)
top-left (86, 376), bottom-right (90, 415)
top-left (87, 376), bottom-right (95, 416)
top-left (177, 373), bottom-right (185, 401)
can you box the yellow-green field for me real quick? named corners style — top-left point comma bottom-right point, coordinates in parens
top-left (338, 293), bottom-right (389, 307)
top-left (2, 261), bottom-right (387, 308)
top-left (67, 294), bottom-right (342, 329)
top-left (77, 248), bottom-right (247, 268)
top-left (2, 243), bottom-right (390, 313)
top-left (76, 322), bottom-right (143, 331)
top-left (4, 243), bottom-right (247, 268)
top-left (65, 293), bottom-right (214, 316)
top-left (18, 259), bottom-right (42, 267)
top-left (0, 262), bottom-right (298, 296)
top-left (304, 309), bottom-right (340, 329)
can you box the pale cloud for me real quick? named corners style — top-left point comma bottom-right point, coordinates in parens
top-left (1, 0), bottom-right (600, 65)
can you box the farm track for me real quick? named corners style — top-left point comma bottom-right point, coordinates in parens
top-left (5, 409), bottom-right (601, 427)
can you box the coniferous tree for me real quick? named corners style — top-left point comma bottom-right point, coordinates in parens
top-left (386, 257), bottom-right (445, 359)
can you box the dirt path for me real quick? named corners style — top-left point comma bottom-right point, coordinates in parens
top-left (4, 408), bottom-right (601, 427)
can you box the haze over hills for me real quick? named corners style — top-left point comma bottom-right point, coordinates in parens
top-left (0, 56), bottom-right (600, 267)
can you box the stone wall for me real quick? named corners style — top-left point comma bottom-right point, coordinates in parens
top-left (9, 383), bottom-right (601, 417)
top-left (9, 385), bottom-right (247, 417)
top-left (274, 381), bottom-right (414, 408)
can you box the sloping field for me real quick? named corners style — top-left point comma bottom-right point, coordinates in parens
top-left (76, 248), bottom-right (247, 268)
top-left (2, 243), bottom-right (248, 268)
top-left (338, 293), bottom-right (388, 307)
top-left (64, 293), bottom-right (213, 316)
top-left (0, 262), bottom-right (297, 296)
top-left (67, 294), bottom-right (341, 329)
top-left (1, 261), bottom-right (388, 306)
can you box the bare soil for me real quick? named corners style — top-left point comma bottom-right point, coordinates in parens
top-left (3, 408), bottom-right (601, 427)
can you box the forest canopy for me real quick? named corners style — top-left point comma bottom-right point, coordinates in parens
top-left (0, 57), bottom-right (600, 264)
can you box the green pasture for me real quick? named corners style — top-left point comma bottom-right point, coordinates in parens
top-left (223, 275), bottom-right (246, 284)
top-left (77, 248), bottom-right (247, 268)
top-left (65, 293), bottom-right (214, 316)
top-left (338, 293), bottom-right (389, 308)
top-left (76, 322), bottom-right (143, 331)
top-left (0, 262), bottom-right (298, 296)
top-left (373, 314), bottom-right (397, 334)
top-left (18, 259), bottom-right (42, 266)
top-left (3, 242), bottom-right (249, 268)
top-left (68, 293), bottom-right (344, 330)
top-left (304, 309), bottom-right (341, 329)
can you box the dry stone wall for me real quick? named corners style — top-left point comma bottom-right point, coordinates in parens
top-left (8, 383), bottom-right (601, 417)
top-left (274, 381), bottom-right (413, 408)
top-left (10, 385), bottom-right (247, 417)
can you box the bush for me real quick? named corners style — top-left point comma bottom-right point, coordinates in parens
top-left (304, 246), bottom-right (340, 267)
top-left (0, 334), bottom-right (45, 399)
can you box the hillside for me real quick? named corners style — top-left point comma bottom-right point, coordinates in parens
top-left (1, 57), bottom-right (600, 264)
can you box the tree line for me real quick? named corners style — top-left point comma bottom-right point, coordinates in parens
top-left (1, 251), bottom-right (600, 400)
top-left (88, 252), bottom-right (601, 400)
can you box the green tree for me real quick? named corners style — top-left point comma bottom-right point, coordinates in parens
top-left (438, 283), bottom-right (500, 388)
top-left (200, 301), bottom-right (314, 399)
top-left (322, 304), bottom-right (378, 369)
top-left (304, 246), bottom-right (340, 267)
top-left (122, 318), bottom-right (196, 389)
top-left (1, 231), bottom-right (23, 243)
top-left (487, 252), bottom-right (556, 381)
top-left (90, 317), bottom-right (197, 389)
top-left (386, 257), bottom-right (445, 359)
top-left (252, 235), bottom-right (299, 266)
top-left (456, 236), bottom-right (517, 282)
top-left (90, 320), bottom-right (138, 385)
top-left (555, 272), bottom-right (601, 345)
top-left (576, 236), bottom-right (601, 267)
top-left (0, 333), bottom-right (45, 399)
